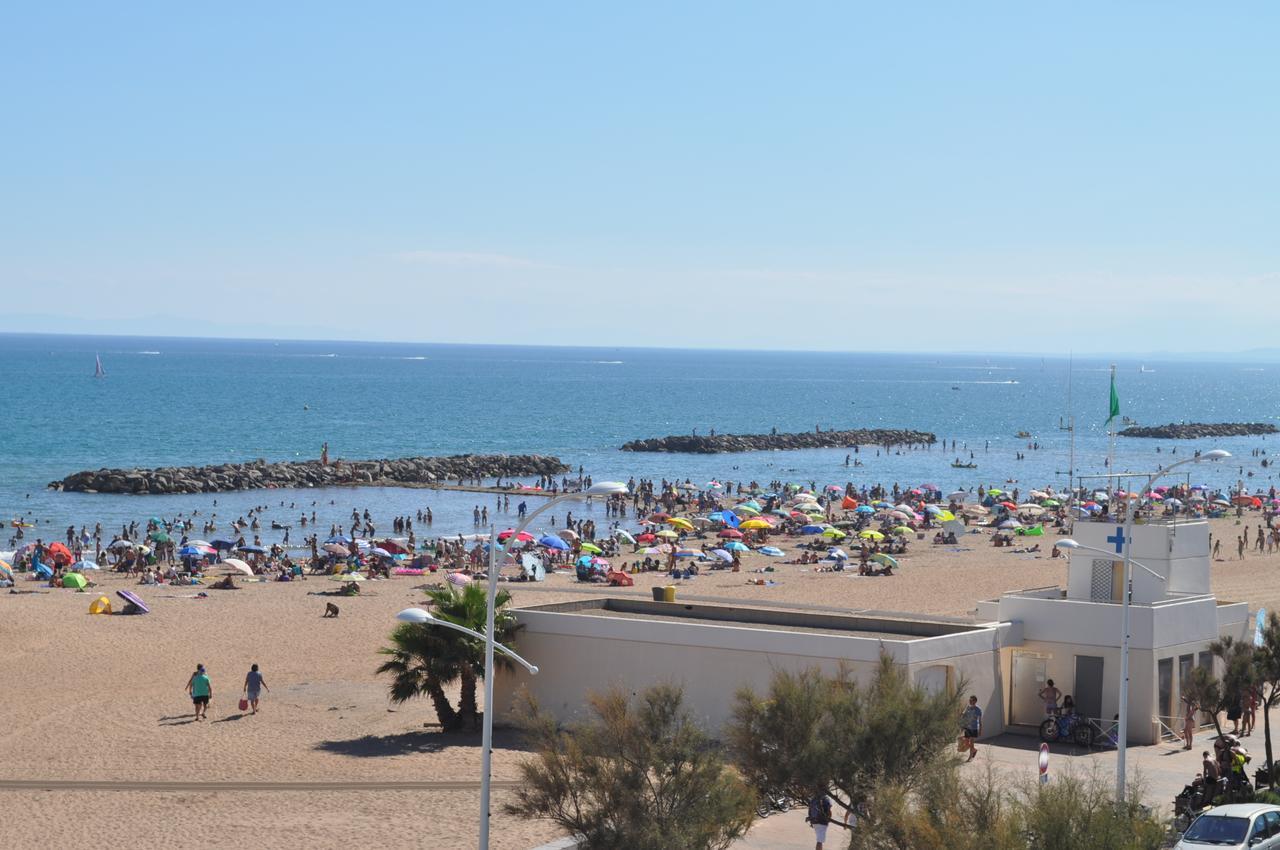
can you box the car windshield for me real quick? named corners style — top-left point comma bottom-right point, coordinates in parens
top-left (1181, 814), bottom-right (1249, 844)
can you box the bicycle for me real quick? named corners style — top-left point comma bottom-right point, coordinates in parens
top-left (1039, 711), bottom-right (1095, 747)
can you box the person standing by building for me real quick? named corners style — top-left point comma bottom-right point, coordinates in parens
top-left (243, 663), bottom-right (269, 714)
top-left (961, 695), bottom-right (983, 761)
top-left (1038, 679), bottom-right (1061, 716)
top-left (186, 664), bottom-right (212, 721)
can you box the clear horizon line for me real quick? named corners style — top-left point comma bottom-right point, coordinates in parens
top-left (0, 329), bottom-right (1275, 361)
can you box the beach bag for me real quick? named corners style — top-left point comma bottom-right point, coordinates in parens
top-left (239, 698), bottom-right (250, 711)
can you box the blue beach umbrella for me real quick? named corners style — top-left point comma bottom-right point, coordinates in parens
top-left (539, 534), bottom-right (570, 551)
top-left (325, 534), bottom-right (352, 545)
top-left (236, 545), bottom-right (266, 554)
top-left (724, 541), bottom-right (749, 552)
top-left (760, 546), bottom-right (785, 557)
top-left (709, 549), bottom-right (733, 562)
top-left (177, 545), bottom-right (204, 557)
top-left (855, 505), bottom-right (875, 514)
top-left (800, 524), bottom-right (826, 534)
top-left (210, 539), bottom-right (238, 550)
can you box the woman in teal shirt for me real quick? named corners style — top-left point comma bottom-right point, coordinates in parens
top-left (186, 664), bottom-right (212, 721)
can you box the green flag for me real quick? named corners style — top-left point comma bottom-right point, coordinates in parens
top-left (1105, 372), bottom-right (1120, 427)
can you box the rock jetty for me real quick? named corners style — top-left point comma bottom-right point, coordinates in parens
top-left (1117, 423), bottom-right (1278, 439)
top-left (49, 455), bottom-right (569, 495)
top-left (620, 428), bottom-right (936, 454)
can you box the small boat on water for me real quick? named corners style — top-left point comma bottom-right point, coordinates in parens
top-left (952, 462), bottom-right (978, 469)
top-left (1015, 431), bottom-right (1032, 438)
top-left (94, 354), bottom-right (105, 378)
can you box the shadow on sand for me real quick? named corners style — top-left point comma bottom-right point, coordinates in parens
top-left (315, 725), bottom-right (531, 758)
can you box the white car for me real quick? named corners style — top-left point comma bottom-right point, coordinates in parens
top-left (1176, 803), bottom-right (1280, 849)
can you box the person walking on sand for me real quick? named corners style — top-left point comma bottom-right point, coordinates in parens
top-left (961, 695), bottom-right (983, 761)
top-left (243, 663), bottom-right (268, 714)
top-left (187, 663), bottom-right (212, 721)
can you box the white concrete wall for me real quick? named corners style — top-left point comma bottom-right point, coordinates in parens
top-left (1067, 521), bottom-right (1210, 603)
top-left (494, 609), bottom-right (1008, 738)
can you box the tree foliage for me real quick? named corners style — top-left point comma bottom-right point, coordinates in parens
top-left (822, 764), bottom-right (1165, 850)
top-left (1253, 612), bottom-right (1280, 781)
top-left (727, 654), bottom-right (963, 819)
top-left (375, 581), bottom-right (520, 732)
top-left (506, 684), bottom-right (756, 850)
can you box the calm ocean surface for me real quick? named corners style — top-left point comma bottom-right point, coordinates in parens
top-left (2, 333), bottom-right (1277, 545)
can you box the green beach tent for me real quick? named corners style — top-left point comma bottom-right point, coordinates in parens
top-left (63, 572), bottom-right (88, 589)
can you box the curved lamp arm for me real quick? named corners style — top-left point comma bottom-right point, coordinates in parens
top-left (396, 607), bottom-right (539, 675)
top-left (499, 481), bottom-right (629, 566)
top-left (1053, 540), bottom-right (1166, 581)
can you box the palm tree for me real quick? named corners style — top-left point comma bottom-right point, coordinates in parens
top-left (377, 581), bottom-right (522, 732)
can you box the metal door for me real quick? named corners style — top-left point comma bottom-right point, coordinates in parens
top-left (1074, 655), bottom-right (1104, 721)
top-left (1011, 653), bottom-right (1048, 726)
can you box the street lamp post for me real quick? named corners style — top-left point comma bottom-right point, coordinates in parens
top-left (1068, 449), bottom-right (1229, 802)
top-left (480, 480), bottom-right (627, 850)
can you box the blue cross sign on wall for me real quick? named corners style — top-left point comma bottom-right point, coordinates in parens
top-left (1106, 527), bottom-right (1127, 554)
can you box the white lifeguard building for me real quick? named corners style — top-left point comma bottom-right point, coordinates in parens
top-left (495, 518), bottom-right (1250, 745)
top-left (977, 518), bottom-right (1249, 743)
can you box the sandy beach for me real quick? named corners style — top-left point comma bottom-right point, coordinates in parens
top-left (3, 511), bottom-right (1277, 849)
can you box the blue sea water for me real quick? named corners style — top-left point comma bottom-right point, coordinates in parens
top-left (2, 333), bottom-right (1278, 547)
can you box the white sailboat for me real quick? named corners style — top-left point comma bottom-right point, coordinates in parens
top-left (94, 354), bottom-right (105, 378)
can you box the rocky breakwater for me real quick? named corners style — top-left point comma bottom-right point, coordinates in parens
top-left (1118, 423), bottom-right (1279, 439)
top-left (50, 455), bottom-right (570, 495)
top-left (620, 428), bottom-right (936, 454)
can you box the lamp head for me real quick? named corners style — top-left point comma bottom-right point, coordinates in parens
top-left (1054, 539), bottom-right (1080, 550)
top-left (1202, 450), bottom-right (1231, 462)
top-left (528, 665), bottom-right (540, 675)
top-left (396, 607), bottom-right (433, 624)
top-left (585, 481), bottom-right (629, 496)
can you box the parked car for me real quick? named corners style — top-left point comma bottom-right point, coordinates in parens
top-left (1175, 803), bottom-right (1280, 849)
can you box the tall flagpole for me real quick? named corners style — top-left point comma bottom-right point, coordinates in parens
top-left (1107, 364), bottom-right (1117, 501)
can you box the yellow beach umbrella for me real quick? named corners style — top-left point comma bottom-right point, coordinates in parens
top-left (655, 529), bottom-right (680, 539)
top-left (667, 517), bottom-right (694, 531)
top-left (579, 542), bottom-right (603, 554)
top-left (739, 519), bottom-right (770, 530)
top-left (933, 510), bottom-right (956, 522)
top-left (822, 528), bottom-right (847, 539)
top-left (858, 530), bottom-right (884, 540)
top-left (891, 526), bottom-right (913, 534)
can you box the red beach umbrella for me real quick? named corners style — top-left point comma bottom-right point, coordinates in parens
top-left (718, 529), bottom-right (743, 539)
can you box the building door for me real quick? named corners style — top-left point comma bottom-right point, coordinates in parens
top-left (1074, 655), bottom-right (1104, 721)
top-left (1158, 658), bottom-right (1174, 724)
top-left (1011, 652), bottom-right (1049, 726)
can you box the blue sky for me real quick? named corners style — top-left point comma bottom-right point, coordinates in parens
top-left (2, 3), bottom-right (1277, 352)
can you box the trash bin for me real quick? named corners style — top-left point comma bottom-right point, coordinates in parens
top-left (663, 585), bottom-right (677, 603)
top-left (651, 586), bottom-right (665, 602)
